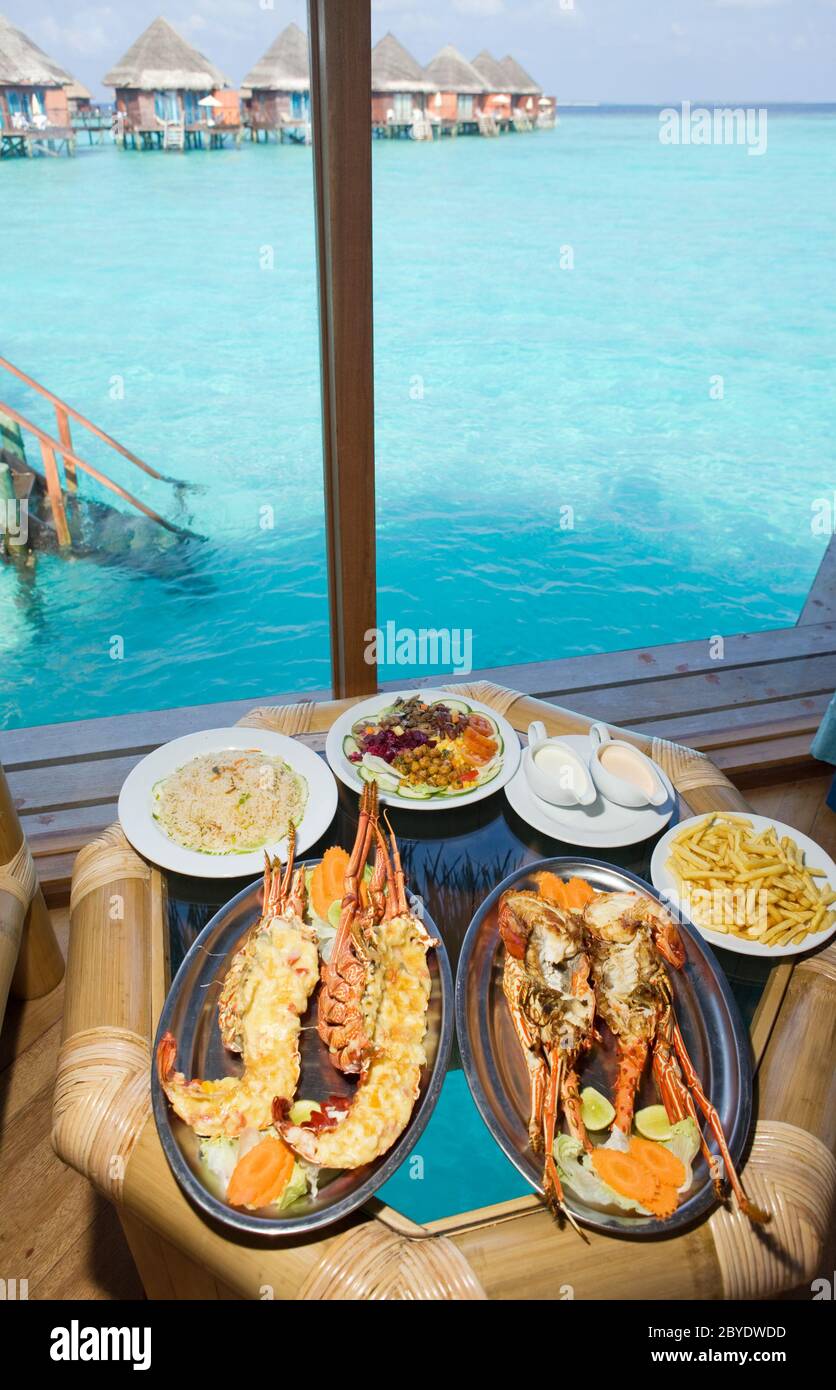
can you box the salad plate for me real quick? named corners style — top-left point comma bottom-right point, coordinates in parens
top-left (325, 688), bottom-right (521, 810)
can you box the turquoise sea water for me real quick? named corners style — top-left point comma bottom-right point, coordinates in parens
top-left (2, 109), bottom-right (834, 729)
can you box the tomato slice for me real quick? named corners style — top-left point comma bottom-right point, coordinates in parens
top-left (467, 714), bottom-right (495, 737)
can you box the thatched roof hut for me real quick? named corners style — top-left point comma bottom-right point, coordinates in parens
top-left (64, 78), bottom-right (92, 103)
top-left (242, 21), bottom-right (309, 93)
top-left (424, 44), bottom-right (488, 97)
top-left (241, 22), bottom-right (310, 135)
top-left (0, 13), bottom-right (73, 131)
top-left (372, 33), bottom-right (434, 95)
top-left (104, 17), bottom-right (237, 146)
top-left (104, 16), bottom-right (230, 92)
top-left (499, 54), bottom-right (542, 98)
top-left (0, 13), bottom-right (73, 87)
top-left (471, 50), bottom-right (511, 95)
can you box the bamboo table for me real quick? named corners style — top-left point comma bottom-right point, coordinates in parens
top-left (52, 683), bottom-right (836, 1300)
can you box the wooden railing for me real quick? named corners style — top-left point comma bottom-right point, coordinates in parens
top-left (0, 356), bottom-right (192, 545)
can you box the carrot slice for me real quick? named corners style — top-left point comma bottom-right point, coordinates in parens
top-left (629, 1136), bottom-right (686, 1189)
top-left (643, 1183), bottom-right (680, 1219)
top-left (563, 877), bottom-right (596, 910)
top-left (227, 1136), bottom-right (295, 1209)
top-left (590, 1149), bottom-right (659, 1209)
top-left (311, 846), bottom-right (370, 918)
top-left (537, 872), bottom-right (568, 908)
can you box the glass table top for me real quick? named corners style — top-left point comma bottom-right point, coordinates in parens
top-left (163, 779), bottom-right (773, 1225)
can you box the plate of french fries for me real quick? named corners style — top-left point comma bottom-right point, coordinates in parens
top-left (650, 813), bottom-right (836, 957)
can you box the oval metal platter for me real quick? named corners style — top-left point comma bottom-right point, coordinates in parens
top-left (456, 856), bottom-right (753, 1238)
top-left (152, 862), bottom-right (453, 1236)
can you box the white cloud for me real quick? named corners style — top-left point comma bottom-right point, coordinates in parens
top-left (37, 8), bottom-right (115, 58)
top-left (712, 0), bottom-right (788, 9)
top-left (453, 0), bottom-right (505, 14)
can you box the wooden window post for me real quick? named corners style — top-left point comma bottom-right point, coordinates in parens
top-left (308, 0), bottom-right (377, 699)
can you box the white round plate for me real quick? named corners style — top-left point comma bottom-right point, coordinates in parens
top-left (325, 688), bottom-right (521, 811)
top-left (118, 727), bottom-right (338, 878)
top-left (504, 733), bottom-right (675, 849)
top-left (650, 813), bottom-right (836, 959)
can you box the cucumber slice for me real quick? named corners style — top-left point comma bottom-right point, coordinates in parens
top-left (475, 760), bottom-right (502, 787)
top-left (581, 1086), bottom-right (615, 1131)
top-left (362, 753), bottom-right (404, 779)
top-left (342, 734), bottom-right (360, 758)
top-left (357, 763), bottom-right (399, 793)
top-left (437, 698), bottom-right (471, 715)
top-left (397, 783), bottom-right (434, 799)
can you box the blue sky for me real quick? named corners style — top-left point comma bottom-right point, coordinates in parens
top-left (9, 0), bottom-right (836, 102)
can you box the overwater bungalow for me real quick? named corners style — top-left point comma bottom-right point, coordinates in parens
top-left (423, 45), bottom-right (488, 135)
top-left (104, 16), bottom-right (241, 151)
top-left (371, 32), bottom-right (435, 139)
top-left (242, 22), bottom-right (310, 144)
top-left (471, 50), bottom-right (514, 133)
top-left (64, 78), bottom-right (92, 117)
top-left (0, 13), bottom-right (76, 157)
top-left (499, 53), bottom-right (543, 130)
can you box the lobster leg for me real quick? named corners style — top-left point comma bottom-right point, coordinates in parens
top-left (669, 1020), bottom-right (769, 1225)
top-left (543, 1049), bottom-right (587, 1239)
top-left (502, 956), bottom-right (547, 1151)
top-left (561, 1065), bottom-right (592, 1152)
top-left (382, 810), bottom-right (408, 916)
top-left (610, 1037), bottom-right (648, 1142)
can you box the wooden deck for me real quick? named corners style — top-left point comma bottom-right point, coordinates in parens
top-left (3, 536), bottom-right (834, 903)
top-left (0, 126), bottom-right (76, 158)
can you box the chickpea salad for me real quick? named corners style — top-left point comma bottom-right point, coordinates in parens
top-left (342, 696), bottom-right (503, 800)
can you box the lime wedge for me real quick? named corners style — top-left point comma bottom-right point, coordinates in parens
top-left (289, 1100), bottom-right (321, 1125)
top-left (635, 1104), bottom-right (674, 1142)
top-left (327, 899), bottom-right (342, 930)
top-left (580, 1086), bottom-right (615, 1131)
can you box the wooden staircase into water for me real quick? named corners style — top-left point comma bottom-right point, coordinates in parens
top-left (160, 120), bottom-right (185, 152)
top-left (0, 356), bottom-right (193, 551)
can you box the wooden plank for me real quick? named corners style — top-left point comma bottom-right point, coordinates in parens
top-left (55, 403), bottom-right (76, 492)
top-left (798, 533), bottom-right (836, 625)
top-left (634, 697), bottom-right (829, 745)
top-left (39, 439), bottom-right (70, 547)
top-left (8, 753), bottom-right (146, 815)
top-left (443, 622), bottom-right (836, 702)
top-left (537, 653), bottom-right (836, 728)
top-left (308, 0), bottom-right (377, 699)
top-left (5, 622), bottom-right (833, 772)
top-left (0, 686), bottom-right (332, 769)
